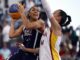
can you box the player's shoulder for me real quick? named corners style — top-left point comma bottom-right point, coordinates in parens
top-left (38, 19), bottom-right (45, 24)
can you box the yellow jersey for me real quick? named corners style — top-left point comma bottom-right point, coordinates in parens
top-left (39, 27), bottom-right (61, 60)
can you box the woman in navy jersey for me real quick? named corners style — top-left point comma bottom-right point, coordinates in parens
top-left (9, 6), bottom-right (44, 60)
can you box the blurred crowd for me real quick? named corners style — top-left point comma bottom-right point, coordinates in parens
top-left (0, 0), bottom-right (80, 60)
top-left (60, 26), bottom-right (80, 60)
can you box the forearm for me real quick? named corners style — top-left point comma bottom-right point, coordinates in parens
top-left (50, 17), bottom-right (61, 30)
top-left (19, 43), bottom-right (39, 54)
top-left (24, 48), bottom-right (39, 54)
top-left (9, 22), bottom-right (15, 38)
top-left (18, 4), bottom-right (30, 29)
top-left (41, 0), bottom-right (52, 18)
top-left (9, 21), bottom-right (23, 38)
top-left (20, 13), bottom-right (30, 29)
top-left (41, 0), bottom-right (61, 30)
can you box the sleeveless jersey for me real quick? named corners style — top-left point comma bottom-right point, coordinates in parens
top-left (39, 27), bottom-right (61, 60)
top-left (19, 28), bottom-right (42, 54)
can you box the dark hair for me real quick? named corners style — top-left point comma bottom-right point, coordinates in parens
top-left (39, 11), bottom-right (48, 27)
top-left (39, 11), bottom-right (47, 21)
top-left (27, 8), bottom-right (31, 19)
top-left (62, 27), bottom-right (70, 34)
top-left (59, 10), bottom-right (71, 27)
top-left (0, 24), bottom-right (2, 32)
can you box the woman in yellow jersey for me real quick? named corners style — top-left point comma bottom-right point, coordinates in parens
top-left (17, 2), bottom-right (71, 60)
top-left (40, 0), bottom-right (72, 60)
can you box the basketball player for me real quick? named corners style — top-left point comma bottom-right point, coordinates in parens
top-left (18, 2), bottom-right (71, 60)
top-left (9, 6), bottom-right (44, 60)
top-left (39, 0), bottom-right (71, 60)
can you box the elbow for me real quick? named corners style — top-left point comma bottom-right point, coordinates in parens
top-left (9, 33), bottom-right (15, 38)
top-left (58, 26), bottom-right (61, 31)
top-left (9, 35), bottom-right (14, 38)
top-left (25, 25), bottom-right (32, 29)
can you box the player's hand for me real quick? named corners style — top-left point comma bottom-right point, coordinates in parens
top-left (9, 13), bottom-right (17, 22)
top-left (18, 43), bottom-right (26, 51)
top-left (18, 3), bottom-right (25, 15)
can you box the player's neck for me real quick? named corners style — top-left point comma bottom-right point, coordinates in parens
top-left (30, 18), bottom-right (37, 22)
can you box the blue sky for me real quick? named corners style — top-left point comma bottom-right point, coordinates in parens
top-left (47, 0), bottom-right (80, 29)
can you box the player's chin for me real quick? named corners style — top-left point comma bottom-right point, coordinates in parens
top-left (33, 17), bottom-right (39, 20)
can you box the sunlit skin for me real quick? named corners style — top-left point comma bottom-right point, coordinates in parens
top-left (53, 10), bottom-right (62, 24)
top-left (29, 6), bottom-right (40, 21)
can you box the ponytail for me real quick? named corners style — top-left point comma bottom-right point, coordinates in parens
top-left (59, 10), bottom-right (71, 27)
top-left (62, 15), bottom-right (71, 26)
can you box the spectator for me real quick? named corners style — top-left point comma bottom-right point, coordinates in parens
top-left (0, 42), bottom-right (11, 60)
top-left (2, 19), bottom-right (10, 46)
top-left (69, 26), bottom-right (78, 47)
top-left (60, 28), bottom-right (72, 60)
top-left (26, 0), bottom-right (35, 11)
top-left (0, 54), bottom-right (3, 60)
top-left (0, 24), bottom-right (3, 48)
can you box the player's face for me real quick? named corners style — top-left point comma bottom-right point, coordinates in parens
top-left (29, 6), bottom-right (40, 21)
top-left (53, 10), bottom-right (62, 23)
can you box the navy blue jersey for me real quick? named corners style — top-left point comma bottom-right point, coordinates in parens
top-left (19, 28), bottom-right (42, 54)
top-left (9, 28), bottom-right (42, 60)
